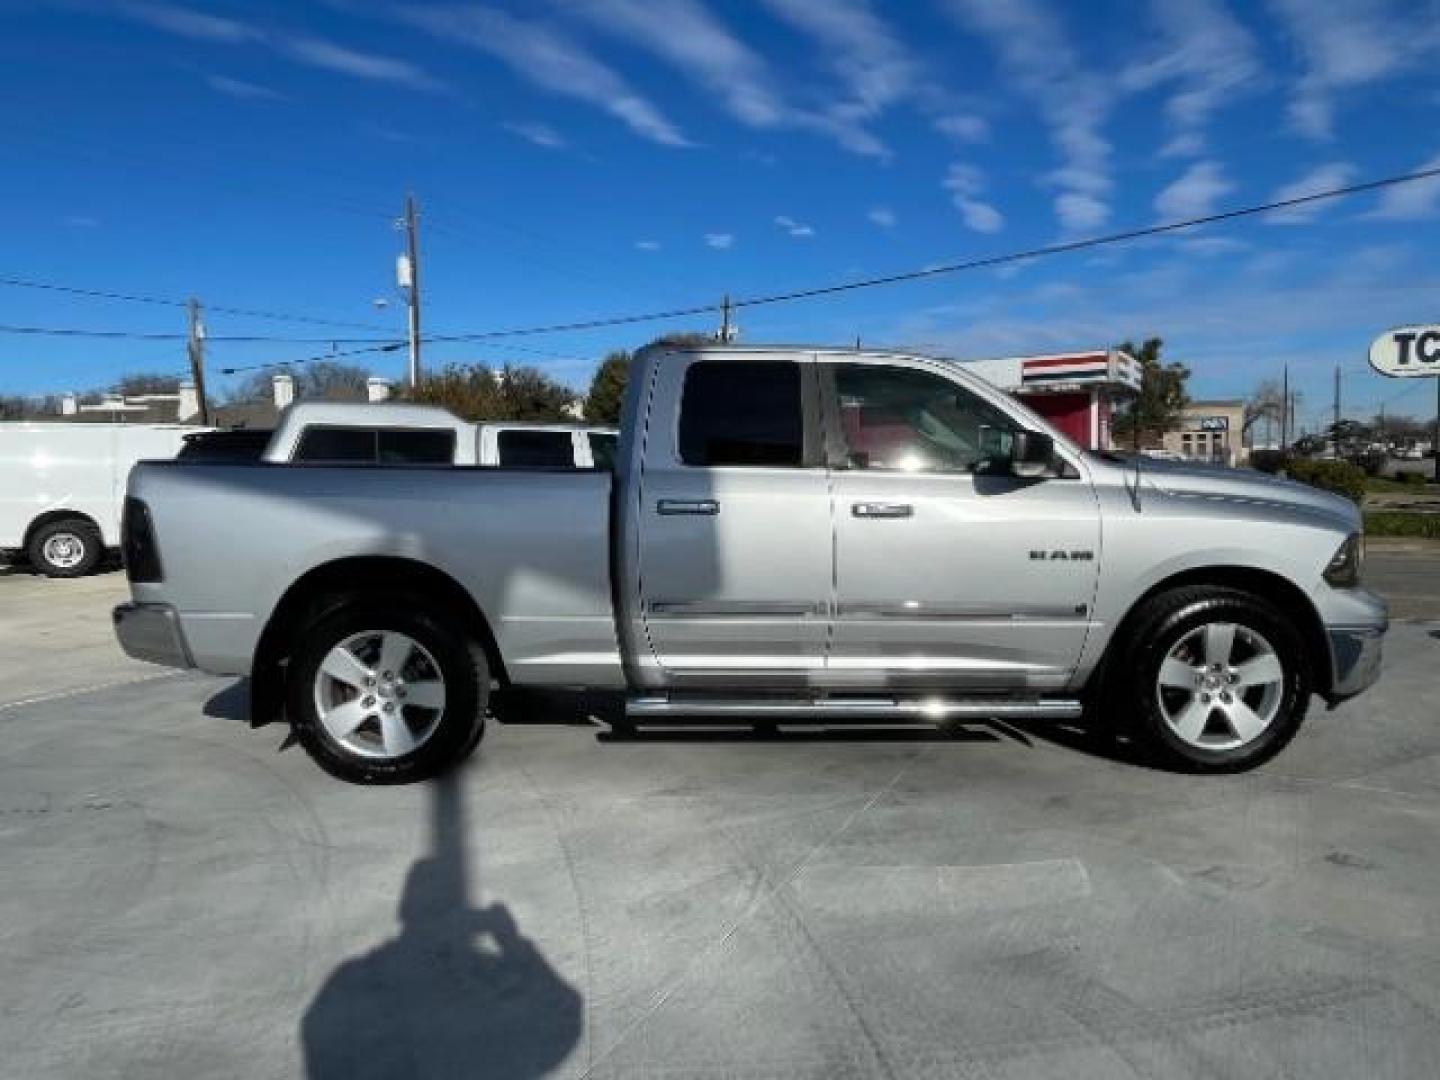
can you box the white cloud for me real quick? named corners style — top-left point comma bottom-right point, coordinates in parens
top-left (943, 0), bottom-right (1112, 232)
top-left (120, 4), bottom-right (442, 92)
top-left (868, 207), bottom-right (897, 228)
top-left (401, 6), bottom-right (689, 146)
top-left (774, 215), bottom-right (815, 238)
top-left (635, 240), bottom-right (661, 251)
top-left (1055, 192), bottom-right (1108, 232)
top-left (758, 0), bottom-right (918, 117)
top-left (942, 163), bottom-right (1004, 234)
top-left (504, 121), bottom-right (565, 149)
top-left (1267, 0), bottom-right (1420, 139)
top-left (1177, 236), bottom-right (1251, 256)
top-left (1155, 160), bottom-right (1233, 221)
top-left (1159, 132), bottom-right (1205, 159)
top-left (205, 74), bottom-right (285, 101)
top-left (1121, 0), bottom-right (1260, 157)
top-left (282, 37), bottom-right (441, 91)
top-left (571, 0), bottom-right (887, 157)
top-left (1266, 162), bottom-right (1357, 222)
top-left (122, 3), bottom-right (258, 43)
top-left (704, 233), bottom-right (735, 249)
top-left (1367, 152), bottom-right (1440, 220)
top-left (932, 113), bottom-right (989, 142)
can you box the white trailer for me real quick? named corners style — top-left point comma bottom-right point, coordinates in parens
top-left (0, 422), bottom-right (202, 576)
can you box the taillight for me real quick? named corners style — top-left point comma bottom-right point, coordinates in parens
top-left (122, 498), bottom-right (164, 583)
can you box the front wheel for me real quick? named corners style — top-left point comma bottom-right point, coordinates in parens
top-left (286, 598), bottom-right (487, 784)
top-left (1112, 587), bottom-right (1310, 772)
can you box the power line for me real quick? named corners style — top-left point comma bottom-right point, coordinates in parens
top-left (217, 341), bottom-right (406, 377)
top-left (427, 163), bottom-right (1440, 343)
top-left (0, 323), bottom-right (395, 344)
top-left (0, 275), bottom-right (396, 333)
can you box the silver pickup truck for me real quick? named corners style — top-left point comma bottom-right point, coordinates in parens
top-left (114, 344), bottom-right (1387, 783)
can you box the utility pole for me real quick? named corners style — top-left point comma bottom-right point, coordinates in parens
top-left (1280, 363), bottom-right (1289, 450)
top-left (1332, 364), bottom-right (1342, 459)
top-left (400, 193), bottom-right (422, 387)
top-left (717, 294), bottom-right (737, 343)
top-left (186, 297), bottom-right (211, 426)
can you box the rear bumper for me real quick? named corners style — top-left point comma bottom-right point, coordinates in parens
top-left (1322, 588), bottom-right (1388, 704)
top-left (113, 602), bottom-right (194, 670)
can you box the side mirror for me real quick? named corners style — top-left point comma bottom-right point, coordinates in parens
top-left (1010, 430), bottom-right (1055, 478)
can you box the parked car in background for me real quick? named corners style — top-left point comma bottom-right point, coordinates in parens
top-left (1, 421), bottom-right (203, 576)
top-left (261, 402), bottom-right (617, 469)
top-left (115, 344), bottom-right (1386, 784)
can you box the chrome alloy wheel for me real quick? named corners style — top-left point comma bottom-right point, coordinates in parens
top-left (312, 630), bottom-right (447, 760)
top-left (42, 532), bottom-right (86, 569)
top-left (1155, 621), bottom-right (1285, 751)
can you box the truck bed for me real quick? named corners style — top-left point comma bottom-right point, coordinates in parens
top-left (127, 462), bottom-right (623, 687)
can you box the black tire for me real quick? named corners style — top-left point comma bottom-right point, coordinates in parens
top-left (27, 517), bottom-right (102, 578)
top-left (286, 596), bottom-right (487, 784)
top-left (1108, 586), bottom-right (1311, 773)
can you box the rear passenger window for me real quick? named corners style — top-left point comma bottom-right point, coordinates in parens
top-left (497, 430), bottom-right (575, 468)
top-left (378, 429), bottom-right (454, 464)
top-left (679, 362), bottom-right (803, 467)
top-left (294, 427), bottom-right (375, 463)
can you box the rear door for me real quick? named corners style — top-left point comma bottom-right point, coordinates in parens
top-left (822, 359), bottom-right (1100, 691)
top-left (636, 355), bottom-right (832, 686)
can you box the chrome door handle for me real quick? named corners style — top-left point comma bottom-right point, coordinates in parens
top-left (852, 502), bottom-right (913, 519)
top-left (657, 498), bottom-right (720, 516)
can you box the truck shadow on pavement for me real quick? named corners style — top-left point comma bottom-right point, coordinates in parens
top-left (300, 770), bottom-right (583, 1080)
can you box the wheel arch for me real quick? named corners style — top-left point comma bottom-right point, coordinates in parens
top-left (250, 556), bottom-right (507, 726)
top-left (1093, 566), bottom-right (1332, 698)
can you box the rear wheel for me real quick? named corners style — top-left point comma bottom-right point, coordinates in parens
top-left (1111, 587), bottom-right (1310, 772)
top-left (28, 517), bottom-right (102, 578)
top-left (286, 598), bottom-right (487, 784)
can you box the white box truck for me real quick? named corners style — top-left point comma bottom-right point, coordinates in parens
top-left (0, 422), bottom-right (202, 576)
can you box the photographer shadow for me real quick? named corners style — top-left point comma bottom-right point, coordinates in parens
top-left (301, 772), bottom-right (583, 1079)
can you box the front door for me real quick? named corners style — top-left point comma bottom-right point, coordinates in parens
top-left (822, 360), bottom-right (1100, 691)
top-left (637, 355), bottom-right (832, 686)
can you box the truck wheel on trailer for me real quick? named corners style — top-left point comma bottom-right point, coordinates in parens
top-left (286, 596), bottom-right (487, 784)
top-left (27, 517), bottom-right (102, 578)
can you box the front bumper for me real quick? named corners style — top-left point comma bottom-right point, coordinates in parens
top-left (113, 602), bottom-right (194, 670)
top-left (1322, 587), bottom-right (1388, 704)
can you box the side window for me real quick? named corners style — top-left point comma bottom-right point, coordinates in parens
top-left (497, 430), bottom-right (576, 468)
top-left (831, 365), bottom-right (1019, 473)
top-left (294, 427), bottom-right (376, 463)
top-left (679, 361), bottom-right (803, 467)
top-left (378, 429), bottom-right (455, 464)
top-left (587, 432), bottom-right (618, 470)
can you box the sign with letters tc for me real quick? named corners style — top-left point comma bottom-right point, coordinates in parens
top-left (1368, 325), bottom-right (1440, 378)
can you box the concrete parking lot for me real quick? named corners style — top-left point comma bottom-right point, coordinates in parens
top-left (2, 561), bottom-right (1438, 1078)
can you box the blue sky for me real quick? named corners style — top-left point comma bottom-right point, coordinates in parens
top-left (4, 0), bottom-right (1440, 430)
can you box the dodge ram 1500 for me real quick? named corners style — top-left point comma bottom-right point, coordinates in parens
top-left (114, 344), bottom-right (1387, 782)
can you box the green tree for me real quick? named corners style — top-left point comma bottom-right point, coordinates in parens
top-left (1110, 338), bottom-right (1191, 448)
top-left (114, 372), bottom-right (182, 396)
top-left (404, 363), bottom-right (576, 422)
top-left (584, 350), bottom-right (631, 423)
top-left (649, 331), bottom-right (714, 347)
top-left (227, 361), bottom-right (373, 403)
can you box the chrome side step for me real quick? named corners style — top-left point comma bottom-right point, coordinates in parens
top-left (625, 696), bottom-right (1083, 721)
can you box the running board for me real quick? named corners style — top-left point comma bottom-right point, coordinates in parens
top-left (625, 696), bottom-right (1083, 721)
